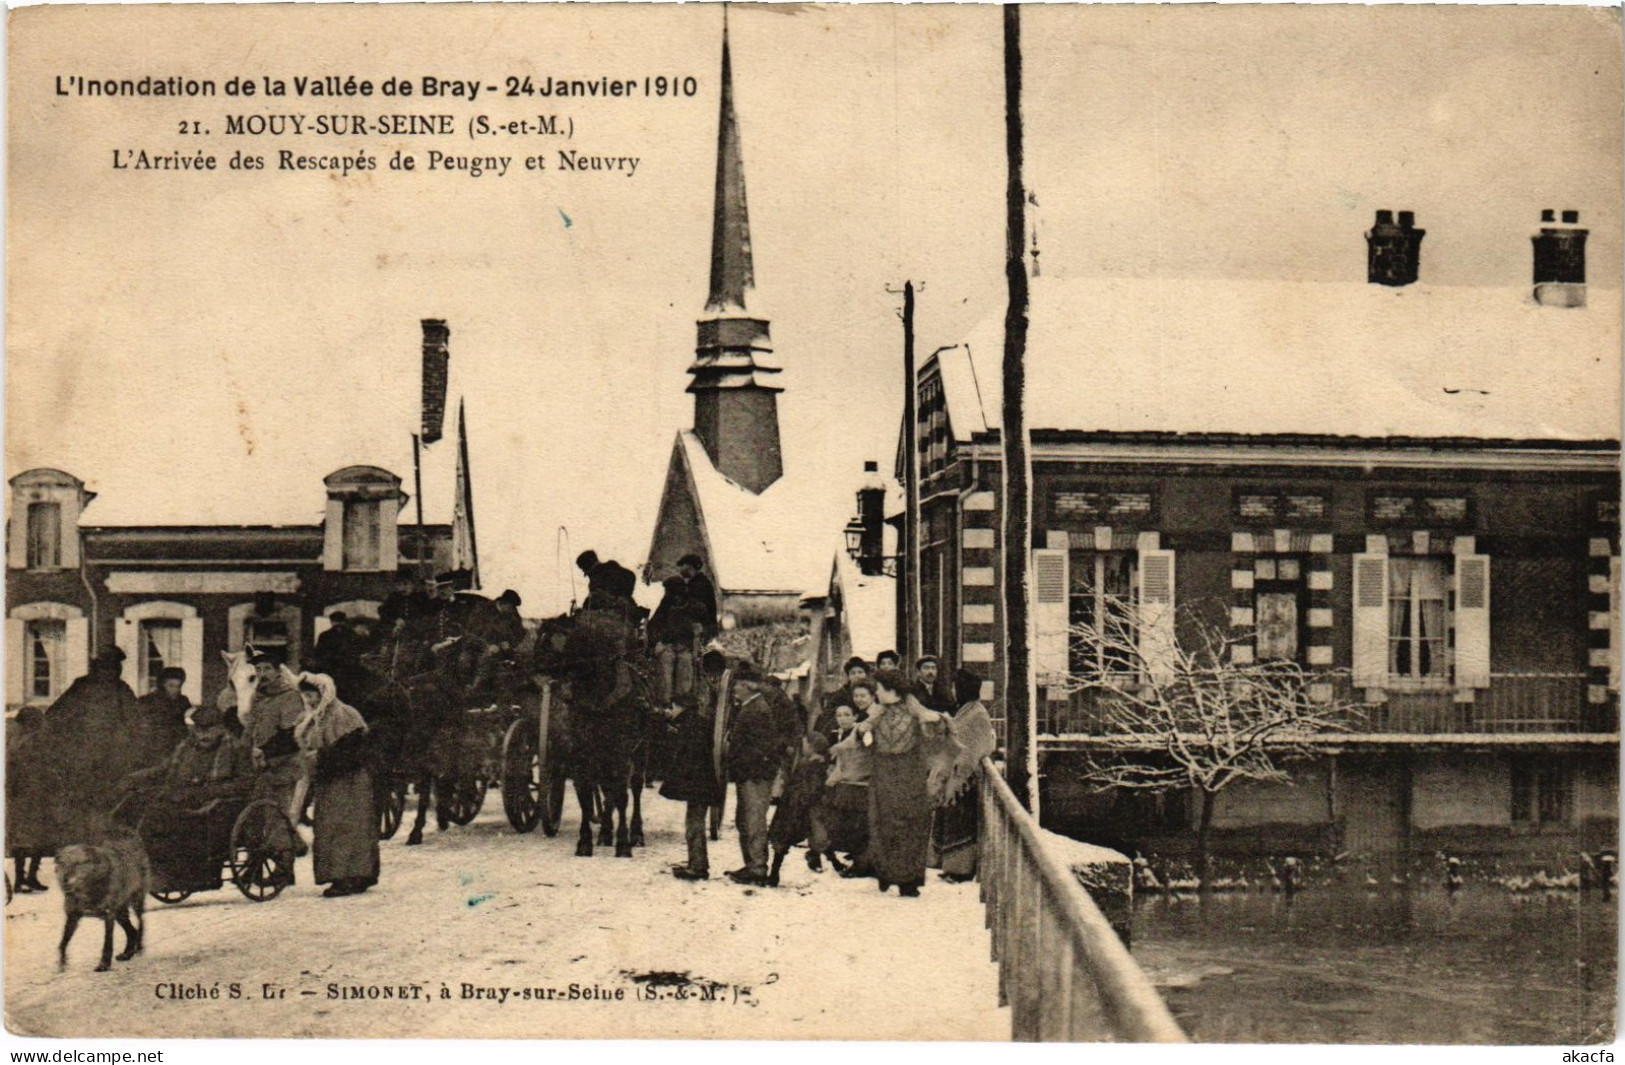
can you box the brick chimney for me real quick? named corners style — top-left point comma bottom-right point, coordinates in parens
top-left (420, 319), bottom-right (451, 444)
top-left (1366, 209), bottom-right (1425, 287)
top-left (1532, 209), bottom-right (1588, 308)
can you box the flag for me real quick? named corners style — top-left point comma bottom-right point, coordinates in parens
top-left (452, 399), bottom-right (480, 589)
top-left (421, 319), bottom-right (451, 444)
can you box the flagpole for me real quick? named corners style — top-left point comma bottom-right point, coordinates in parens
top-left (459, 399), bottom-right (481, 591)
top-left (413, 432), bottom-right (427, 579)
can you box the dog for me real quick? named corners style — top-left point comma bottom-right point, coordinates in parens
top-left (55, 837), bottom-right (150, 972)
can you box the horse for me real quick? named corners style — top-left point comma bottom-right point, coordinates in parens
top-left (536, 609), bottom-right (659, 858)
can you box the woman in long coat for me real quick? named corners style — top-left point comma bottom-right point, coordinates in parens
top-left (295, 674), bottom-right (379, 898)
top-left (861, 670), bottom-right (953, 897)
top-left (931, 669), bottom-right (998, 881)
top-left (7, 706), bottom-right (51, 892)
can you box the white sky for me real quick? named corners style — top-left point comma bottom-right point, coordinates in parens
top-left (8, 4), bottom-right (1619, 616)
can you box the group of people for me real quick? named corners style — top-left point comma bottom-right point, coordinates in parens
top-left (660, 649), bottom-right (998, 897)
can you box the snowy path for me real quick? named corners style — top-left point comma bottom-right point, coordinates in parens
top-left (5, 791), bottom-right (1009, 1040)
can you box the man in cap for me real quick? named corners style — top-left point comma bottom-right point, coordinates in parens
top-left (464, 589), bottom-right (527, 697)
top-left (577, 550), bottom-right (638, 617)
top-left (674, 554), bottom-right (719, 642)
top-left (661, 650), bottom-right (730, 881)
top-left (911, 654), bottom-right (956, 714)
top-left (722, 662), bottom-right (799, 886)
top-left (244, 651), bottom-right (309, 857)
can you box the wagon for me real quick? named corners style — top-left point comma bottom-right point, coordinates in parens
top-left (500, 680), bottom-right (568, 835)
top-left (111, 783), bottom-right (301, 905)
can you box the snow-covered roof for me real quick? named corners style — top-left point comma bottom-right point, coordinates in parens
top-left (830, 544), bottom-right (897, 662)
top-left (676, 431), bottom-right (830, 595)
top-left (937, 277), bottom-right (1621, 442)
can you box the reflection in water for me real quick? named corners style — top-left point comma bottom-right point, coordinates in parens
top-left (1132, 885), bottom-right (1617, 1044)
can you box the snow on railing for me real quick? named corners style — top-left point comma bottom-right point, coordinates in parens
top-left (978, 760), bottom-right (1186, 1043)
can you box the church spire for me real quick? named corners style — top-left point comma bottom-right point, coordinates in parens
top-left (686, 10), bottom-right (783, 495)
top-left (706, 12), bottom-right (753, 314)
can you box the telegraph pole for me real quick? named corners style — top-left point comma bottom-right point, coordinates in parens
top-left (901, 280), bottom-right (920, 663)
top-left (1001, 3), bottom-right (1037, 814)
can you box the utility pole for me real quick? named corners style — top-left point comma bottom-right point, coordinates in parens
top-left (1001, 3), bottom-right (1037, 814)
top-left (901, 280), bottom-right (920, 664)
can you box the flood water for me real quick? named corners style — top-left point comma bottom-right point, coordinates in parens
top-left (1132, 885), bottom-right (1617, 1044)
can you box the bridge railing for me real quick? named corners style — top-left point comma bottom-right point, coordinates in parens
top-left (978, 760), bottom-right (1187, 1043)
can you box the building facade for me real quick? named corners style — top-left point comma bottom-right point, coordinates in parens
top-left (905, 210), bottom-right (1620, 861)
top-left (7, 465), bottom-right (452, 709)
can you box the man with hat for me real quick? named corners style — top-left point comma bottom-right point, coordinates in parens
top-left (464, 589), bottom-right (527, 697)
top-left (673, 554), bottom-right (718, 641)
top-left (661, 650), bottom-right (731, 881)
top-left (910, 654), bottom-right (956, 714)
top-left (132, 666), bottom-right (192, 772)
top-left (576, 550), bottom-right (638, 617)
top-left (722, 661), bottom-right (799, 886)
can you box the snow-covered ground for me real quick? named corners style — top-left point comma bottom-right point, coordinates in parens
top-left (5, 791), bottom-right (1009, 1041)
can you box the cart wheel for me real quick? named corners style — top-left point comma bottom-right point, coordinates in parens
top-left (229, 799), bottom-right (297, 902)
top-left (377, 778), bottom-right (407, 841)
top-left (443, 774), bottom-right (487, 827)
top-left (542, 749), bottom-right (568, 837)
top-left (502, 719), bottom-right (542, 833)
top-left (150, 889), bottom-right (192, 905)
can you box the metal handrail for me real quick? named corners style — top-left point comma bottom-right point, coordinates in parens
top-left (978, 759), bottom-right (1186, 1043)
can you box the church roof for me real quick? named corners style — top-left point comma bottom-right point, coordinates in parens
top-left (650, 431), bottom-right (829, 596)
top-left (933, 276), bottom-right (1622, 444)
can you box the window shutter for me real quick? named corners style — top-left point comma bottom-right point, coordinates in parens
top-left (180, 616), bottom-right (205, 705)
top-left (114, 616), bottom-right (140, 691)
top-left (5, 619), bottom-right (24, 706)
top-left (1138, 549), bottom-right (1177, 683)
top-left (1351, 554), bottom-right (1389, 688)
top-left (63, 617), bottom-right (90, 686)
top-left (1032, 549), bottom-right (1069, 681)
top-left (1453, 554), bottom-right (1490, 690)
top-left (1610, 556), bottom-right (1620, 692)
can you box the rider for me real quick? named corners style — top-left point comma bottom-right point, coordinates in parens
top-left (576, 550), bottom-right (639, 619)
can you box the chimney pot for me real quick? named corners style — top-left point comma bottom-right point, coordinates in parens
top-left (863, 460), bottom-right (878, 473)
top-left (1532, 209), bottom-right (1588, 307)
top-left (1542, 209), bottom-right (1556, 223)
top-left (1366, 209), bottom-right (1424, 287)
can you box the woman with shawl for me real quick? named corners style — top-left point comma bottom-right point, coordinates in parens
top-left (295, 674), bottom-right (379, 898)
top-left (930, 669), bottom-right (999, 882)
top-left (859, 669), bottom-right (956, 897)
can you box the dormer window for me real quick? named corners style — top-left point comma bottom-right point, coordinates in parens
top-left (322, 466), bottom-right (406, 573)
top-left (342, 499), bottom-right (383, 570)
top-left (8, 468), bottom-right (91, 571)
top-left (26, 502), bottom-right (61, 569)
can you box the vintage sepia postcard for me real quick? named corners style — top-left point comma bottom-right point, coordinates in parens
top-left (4, 1), bottom-right (1620, 1049)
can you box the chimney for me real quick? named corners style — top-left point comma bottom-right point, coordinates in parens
top-left (1366, 209), bottom-right (1425, 287)
top-left (1532, 209), bottom-right (1588, 308)
top-left (856, 461), bottom-right (886, 576)
top-left (420, 319), bottom-right (451, 444)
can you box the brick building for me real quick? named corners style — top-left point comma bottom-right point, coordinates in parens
top-left (905, 210), bottom-right (1620, 860)
top-left (6, 465), bottom-right (452, 709)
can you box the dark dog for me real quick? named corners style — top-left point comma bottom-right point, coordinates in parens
top-left (55, 838), bottom-right (149, 972)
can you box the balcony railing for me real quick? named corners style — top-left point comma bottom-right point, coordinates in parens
top-left (1041, 673), bottom-right (1618, 738)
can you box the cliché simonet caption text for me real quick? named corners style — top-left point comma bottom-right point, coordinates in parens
top-left (53, 72), bottom-right (699, 178)
top-left (150, 974), bottom-right (764, 1008)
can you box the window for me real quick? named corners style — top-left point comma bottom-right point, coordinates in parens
top-left (25, 619), bottom-right (64, 700)
top-left (1388, 558), bottom-right (1448, 682)
top-left (1254, 557), bottom-right (1306, 662)
top-left (25, 502), bottom-right (60, 569)
top-left (1511, 759), bottom-right (1572, 825)
top-left (1070, 552), bottom-right (1137, 678)
top-left (917, 377), bottom-right (948, 474)
top-left (342, 500), bottom-right (382, 570)
top-left (246, 617), bottom-right (290, 660)
top-left (139, 619), bottom-right (182, 694)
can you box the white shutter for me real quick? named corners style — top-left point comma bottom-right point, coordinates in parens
top-left (62, 617), bottom-right (90, 686)
top-left (1032, 549), bottom-right (1069, 681)
top-left (180, 616), bottom-right (205, 705)
top-left (1453, 554), bottom-right (1490, 690)
top-left (6, 619), bottom-right (25, 706)
top-left (114, 616), bottom-right (140, 690)
top-left (1610, 556), bottom-right (1620, 692)
top-left (1137, 549), bottom-right (1177, 683)
top-left (1351, 554), bottom-right (1390, 688)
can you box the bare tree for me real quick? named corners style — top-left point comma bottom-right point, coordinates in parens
top-left (1052, 597), bottom-right (1361, 883)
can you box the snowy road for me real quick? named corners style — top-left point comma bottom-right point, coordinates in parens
top-left (5, 791), bottom-right (1008, 1041)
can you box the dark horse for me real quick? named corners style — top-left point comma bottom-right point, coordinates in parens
top-left (345, 639), bottom-right (470, 847)
top-left (537, 609), bottom-right (657, 858)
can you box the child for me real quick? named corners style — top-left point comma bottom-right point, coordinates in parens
top-left (818, 700), bottom-right (874, 876)
top-left (766, 729), bottom-right (833, 886)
